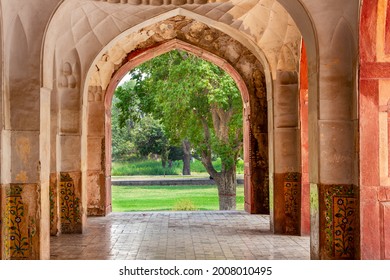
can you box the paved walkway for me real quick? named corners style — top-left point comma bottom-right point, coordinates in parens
top-left (50, 211), bottom-right (310, 260)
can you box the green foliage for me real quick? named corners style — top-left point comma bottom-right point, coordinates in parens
top-left (111, 185), bottom-right (245, 212)
top-left (112, 160), bottom-right (180, 176)
top-left (111, 158), bottom-right (244, 176)
top-left (122, 50), bottom-right (243, 175)
top-left (111, 97), bottom-right (134, 161)
top-left (168, 145), bottom-right (184, 161)
top-left (131, 115), bottom-right (169, 158)
top-left (172, 199), bottom-right (197, 211)
top-left (114, 80), bottom-right (141, 128)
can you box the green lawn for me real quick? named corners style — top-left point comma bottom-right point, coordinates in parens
top-left (112, 184), bottom-right (244, 212)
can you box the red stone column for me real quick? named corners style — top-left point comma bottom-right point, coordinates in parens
top-left (299, 42), bottom-right (310, 235)
top-left (359, 0), bottom-right (390, 260)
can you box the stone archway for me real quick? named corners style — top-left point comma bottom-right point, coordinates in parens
top-left (39, 3), bottom-right (307, 250)
top-left (85, 16), bottom-right (270, 220)
top-left (43, 1), bottom-right (310, 259)
top-left (104, 39), bottom-right (256, 213)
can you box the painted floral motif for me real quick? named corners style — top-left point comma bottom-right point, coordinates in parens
top-left (323, 185), bottom-right (356, 259)
top-left (60, 173), bottom-right (81, 233)
top-left (3, 185), bottom-right (30, 259)
top-left (333, 197), bottom-right (355, 258)
top-left (284, 172), bottom-right (301, 234)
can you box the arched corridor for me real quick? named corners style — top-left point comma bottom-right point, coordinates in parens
top-left (1, 0), bottom-right (389, 261)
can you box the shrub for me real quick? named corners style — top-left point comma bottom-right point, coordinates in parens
top-left (111, 158), bottom-right (244, 176)
top-left (172, 199), bottom-right (197, 211)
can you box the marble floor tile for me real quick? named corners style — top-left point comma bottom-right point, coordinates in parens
top-left (51, 211), bottom-right (310, 260)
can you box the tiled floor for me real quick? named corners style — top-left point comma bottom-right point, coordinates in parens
top-left (50, 211), bottom-right (310, 260)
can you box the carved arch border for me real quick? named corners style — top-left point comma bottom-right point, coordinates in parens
top-left (93, 38), bottom-right (266, 215)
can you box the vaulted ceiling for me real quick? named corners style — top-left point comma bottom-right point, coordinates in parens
top-left (43, 0), bottom-right (302, 89)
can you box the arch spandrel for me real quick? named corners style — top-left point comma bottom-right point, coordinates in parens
top-left (42, 0), bottom-right (302, 90)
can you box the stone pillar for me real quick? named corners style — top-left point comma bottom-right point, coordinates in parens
top-left (86, 86), bottom-right (108, 216)
top-left (272, 70), bottom-right (301, 235)
top-left (50, 81), bottom-right (60, 236)
top-left (40, 88), bottom-right (51, 259)
top-left (277, 0), bottom-right (360, 260)
top-left (0, 23), bottom-right (50, 259)
top-left (0, 94), bottom-right (50, 259)
top-left (244, 101), bottom-right (269, 214)
top-left (243, 104), bottom-right (251, 212)
top-left (246, 71), bottom-right (269, 214)
top-left (299, 42), bottom-right (310, 235)
top-left (57, 61), bottom-right (83, 234)
top-left (310, 17), bottom-right (359, 260)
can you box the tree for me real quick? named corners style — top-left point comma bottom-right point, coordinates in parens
top-left (120, 50), bottom-right (243, 210)
top-left (111, 96), bottom-right (134, 161)
top-left (114, 79), bottom-right (142, 128)
top-left (112, 81), bottom-right (168, 164)
top-left (131, 114), bottom-right (170, 166)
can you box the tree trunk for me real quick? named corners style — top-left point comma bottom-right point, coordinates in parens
top-left (161, 147), bottom-right (169, 169)
top-left (214, 168), bottom-right (237, 210)
top-left (182, 140), bottom-right (191, 175)
top-left (198, 116), bottom-right (239, 210)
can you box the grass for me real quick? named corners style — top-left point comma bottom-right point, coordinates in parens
top-left (112, 158), bottom-right (244, 176)
top-left (112, 184), bottom-right (244, 212)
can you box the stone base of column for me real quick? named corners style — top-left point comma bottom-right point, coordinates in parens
top-left (59, 172), bottom-right (82, 234)
top-left (248, 174), bottom-right (269, 214)
top-left (248, 130), bottom-right (269, 214)
top-left (317, 184), bottom-right (360, 259)
top-left (50, 173), bottom-right (60, 236)
top-left (273, 172), bottom-right (301, 235)
top-left (87, 171), bottom-right (106, 216)
top-left (1, 184), bottom-right (40, 259)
